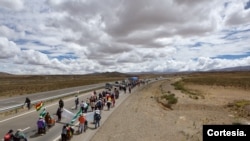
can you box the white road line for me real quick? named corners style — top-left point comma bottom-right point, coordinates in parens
top-left (53, 136), bottom-right (61, 141)
top-left (0, 96), bottom-right (77, 123)
top-left (21, 127), bottom-right (30, 131)
top-left (0, 91), bottom-right (97, 141)
top-left (0, 110), bottom-right (35, 123)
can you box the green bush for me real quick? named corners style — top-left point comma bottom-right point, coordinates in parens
top-left (161, 93), bottom-right (178, 105)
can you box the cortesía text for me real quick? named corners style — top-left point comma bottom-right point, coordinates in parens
top-left (203, 125), bottom-right (249, 141)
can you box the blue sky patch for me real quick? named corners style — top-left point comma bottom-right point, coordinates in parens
top-left (40, 50), bottom-right (52, 54)
top-left (25, 31), bottom-right (33, 35)
top-left (221, 28), bottom-right (250, 40)
top-left (14, 39), bottom-right (48, 47)
top-left (30, 40), bottom-right (48, 46)
top-left (193, 42), bottom-right (202, 47)
top-left (14, 39), bottom-right (30, 45)
top-left (189, 42), bottom-right (214, 48)
top-left (224, 2), bottom-right (229, 8)
top-left (57, 53), bottom-right (78, 60)
top-left (213, 52), bottom-right (250, 60)
top-left (245, 0), bottom-right (250, 9)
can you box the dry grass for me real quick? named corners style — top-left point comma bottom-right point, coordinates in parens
top-left (172, 71), bottom-right (250, 98)
top-left (182, 71), bottom-right (250, 90)
top-left (1, 71), bottom-right (249, 99)
top-left (0, 72), bottom-right (160, 98)
top-left (171, 71), bottom-right (250, 118)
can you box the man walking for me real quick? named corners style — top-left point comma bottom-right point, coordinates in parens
top-left (78, 114), bottom-right (87, 133)
top-left (75, 95), bottom-right (79, 110)
top-left (56, 107), bottom-right (63, 122)
top-left (94, 110), bottom-right (101, 129)
top-left (24, 97), bottom-right (31, 110)
top-left (59, 99), bottom-right (64, 109)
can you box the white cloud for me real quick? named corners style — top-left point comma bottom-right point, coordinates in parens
top-left (0, 0), bottom-right (250, 74)
top-left (0, 25), bottom-right (17, 39)
top-left (19, 50), bottom-right (51, 65)
top-left (0, 0), bottom-right (24, 11)
top-left (224, 1), bottom-right (250, 26)
top-left (0, 37), bottom-right (21, 59)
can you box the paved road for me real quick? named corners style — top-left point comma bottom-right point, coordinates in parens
top-left (0, 83), bottom-right (106, 113)
top-left (68, 85), bottom-right (143, 141)
top-left (0, 79), bottom-right (159, 141)
top-left (0, 83), bottom-right (147, 141)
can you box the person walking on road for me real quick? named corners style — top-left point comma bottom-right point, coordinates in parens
top-left (80, 101), bottom-right (84, 113)
top-left (3, 129), bottom-right (14, 141)
top-left (61, 125), bottom-right (67, 141)
top-left (56, 107), bottom-right (63, 122)
top-left (80, 100), bottom-right (88, 113)
top-left (86, 98), bottom-right (90, 108)
top-left (90, 96), bottom-right (96, 111)
top-left (59, 99), bottom-right (64, 109)
top-left (94, 109), bottom-right (101, 129)
top-left (75, 95), bottom-right (79, 110)
top-left (95, 98), bottom-right (102, 110)
top-left (24, 97), bottom-right (31, 110)
top-left (78, 113), bottom-right (87, 133)
top-left (37, 116), bottom-right (46, 134)
top-left (14, 129), bottom-right (28, 141)
top-left (106, 96), bottom-right (112, 110)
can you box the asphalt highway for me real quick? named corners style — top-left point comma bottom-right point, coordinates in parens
top-left (0, 83), bottom-right (106, 112)
top-left (0, 78), bottom-right (160, 141)
top-left (0, 83), bottom-right (144, 141)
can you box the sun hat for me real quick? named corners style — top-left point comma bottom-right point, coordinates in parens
top-left (95, 110), bottom-right (100, 114)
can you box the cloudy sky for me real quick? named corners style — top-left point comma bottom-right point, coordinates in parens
top-left (0, 0), bottom-right (250, 74)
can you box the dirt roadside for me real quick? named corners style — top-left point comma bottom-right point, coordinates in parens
top-left (90, 78), bottom-right (250, 141)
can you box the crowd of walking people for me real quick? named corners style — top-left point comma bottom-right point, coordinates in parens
top-left (59, 82), bottom-right (139, 140)
top-left (4, 80), bottom-right (142, 141)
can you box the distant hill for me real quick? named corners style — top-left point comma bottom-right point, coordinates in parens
top-left (209, 65), bottom-right (250, 72)
top-left (1, 65), bottom-right (249, 76)
top-left (89, 71), bottom-right (134, 77)
top-left (0, 72), bottom-right (12, 76)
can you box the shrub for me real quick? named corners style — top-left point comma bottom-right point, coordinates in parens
top-left (161, 93), bottom-right (178, 105)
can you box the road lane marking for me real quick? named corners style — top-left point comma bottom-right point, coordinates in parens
top-left (0, 89), bottom-right (104, 141)
top-left (0, 96), bottom-right (76, 123)
top-left (0, 110), bottom-right (35, 123)
top-left (53, 136), bottom-right (61, 141)
top-left (20, 127), bottom-right (30, 131)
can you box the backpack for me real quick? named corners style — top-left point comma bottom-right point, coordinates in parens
top-left (96, 101), bottom-right (102, 107)
top-left (95, 114), bottom-right (101, 120)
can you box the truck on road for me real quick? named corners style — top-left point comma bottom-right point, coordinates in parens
top-left (105, 83), bottom-right (113, 90)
